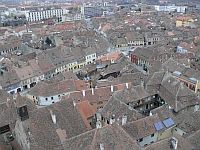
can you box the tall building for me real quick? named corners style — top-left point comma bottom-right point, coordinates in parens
top-left (81, 3), bottom-right (103, 19)
top-left (25, 7), bottom-right (66, 22)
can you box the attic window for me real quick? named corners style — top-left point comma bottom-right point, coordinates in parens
top-left (139, 138), bottom-right (143, 142)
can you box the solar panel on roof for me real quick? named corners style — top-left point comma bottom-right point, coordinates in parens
top-left (163, 118), bottom-right (175, 128)
top-left (154, 121), bottom-right (164, 131)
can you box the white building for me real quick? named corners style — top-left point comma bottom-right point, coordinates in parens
top-left (25, 8), bottom-right (66, 22)
top-left (61, 13), bottom-right (84, 22)
top-left (154, 5), bottom-right (187, 13)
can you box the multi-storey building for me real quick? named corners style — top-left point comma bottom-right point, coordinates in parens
top-left (25, 8), bottom-right (66, 22)
top-left (81, 4), bottom-right (103, 18)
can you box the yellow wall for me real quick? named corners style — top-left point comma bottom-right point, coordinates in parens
top-left (157, 127), bottom-right (173, 140)
top-left (176, 20), bottom-right (183, 27)
top-left (195, 80), bottom-right (200, 93)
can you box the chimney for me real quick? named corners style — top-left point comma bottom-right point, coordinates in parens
top-left (96, 120), bottom-right (102, 129)
top-left (171, 137), bottom-right (178, 150)
top-left (50, 110), bottom-right (56, 124)
top-left (82, 90), bottom-right (86, 97)
top-left (141, 80), bottom-right (144, 87)
top-left (7, 98), bottom-right (10, 103)
top-left (96, 112), bottom-right (102, 122)
top-left (110, 114), bottom-right (115, 124)
top-left (73, 101), bottom-right (76, 107)
top-left (149, 111), bottom-right (153, 116)
top-left (125, 83), bottom-right (129, 89)
top-left (122, 115), bottom-right (127, 125)
top-left (35, 56), bottom-right (38, 64)
top-left (111, 85), bottom-right (114, 92)
top-left (6, 98), bottom-right (10, 107)
top-left (92, 88), bottom-right (94, 95)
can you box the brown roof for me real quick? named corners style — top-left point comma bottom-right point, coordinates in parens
top-left (123, 115), bottom-right (160, 139)
top-left (115, 85), bottom-right (152, 104)
top-left (23, 100), bottom-right (89, 150)
top-left (75, 100), bottom-right (96, 129)
top-left (14, 60), bottom-right (42, 81)
top-left (36, 52), bottom-right (55, 73)
top-left (74, 80), bottom-right (90, 91)
top-left (151, 104), bottom-right (200, 136)
top-left (28, 79), bottom-right (77, 97)
top-left (76, 100), bottom-right (96, 119)
top-left (145, 134), bottom-right (192, 150)
top-left (187, 129), bottom-right (200, 149)
top-left (100, 93), bottom-right (144, 123)
top-left (159, 73), bottom-right (200, 112)
top-left (63, 124), bottom-right (140, 150)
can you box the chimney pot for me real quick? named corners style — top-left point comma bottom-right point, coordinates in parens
top-left (82, 90), bottom-right (86, 97)
top-left (73, 101), bottom-right (76, 107)
top-left (111, 85), bottom-right (114, 92)
top-left (125, 83), bottom-right (129, 89)
top-left (92, 88), bottom-right (94, 95)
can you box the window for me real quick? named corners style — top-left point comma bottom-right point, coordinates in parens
top-left (51, 97), bottom-right (54, 100)
top-left (139, 138), bottom-right (143, 142)
top-left (45, 98), bottom-right (48, 101)
top-left (151, 134), bottom-right (154, 137)
top-left (58, 95), bottom-right (60, 97)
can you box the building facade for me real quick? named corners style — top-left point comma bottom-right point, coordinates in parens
top-left (25, 8), bottom-right (66, 22)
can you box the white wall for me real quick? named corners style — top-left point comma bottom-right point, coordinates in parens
top-left (139, 132), bottom-right (158, 147)
top-left (86, 53), bottom-right (96, 64)
top-left (26, 9), bottom-right (65, 22)
top-left (38, 93), bottom-right (69, 106)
